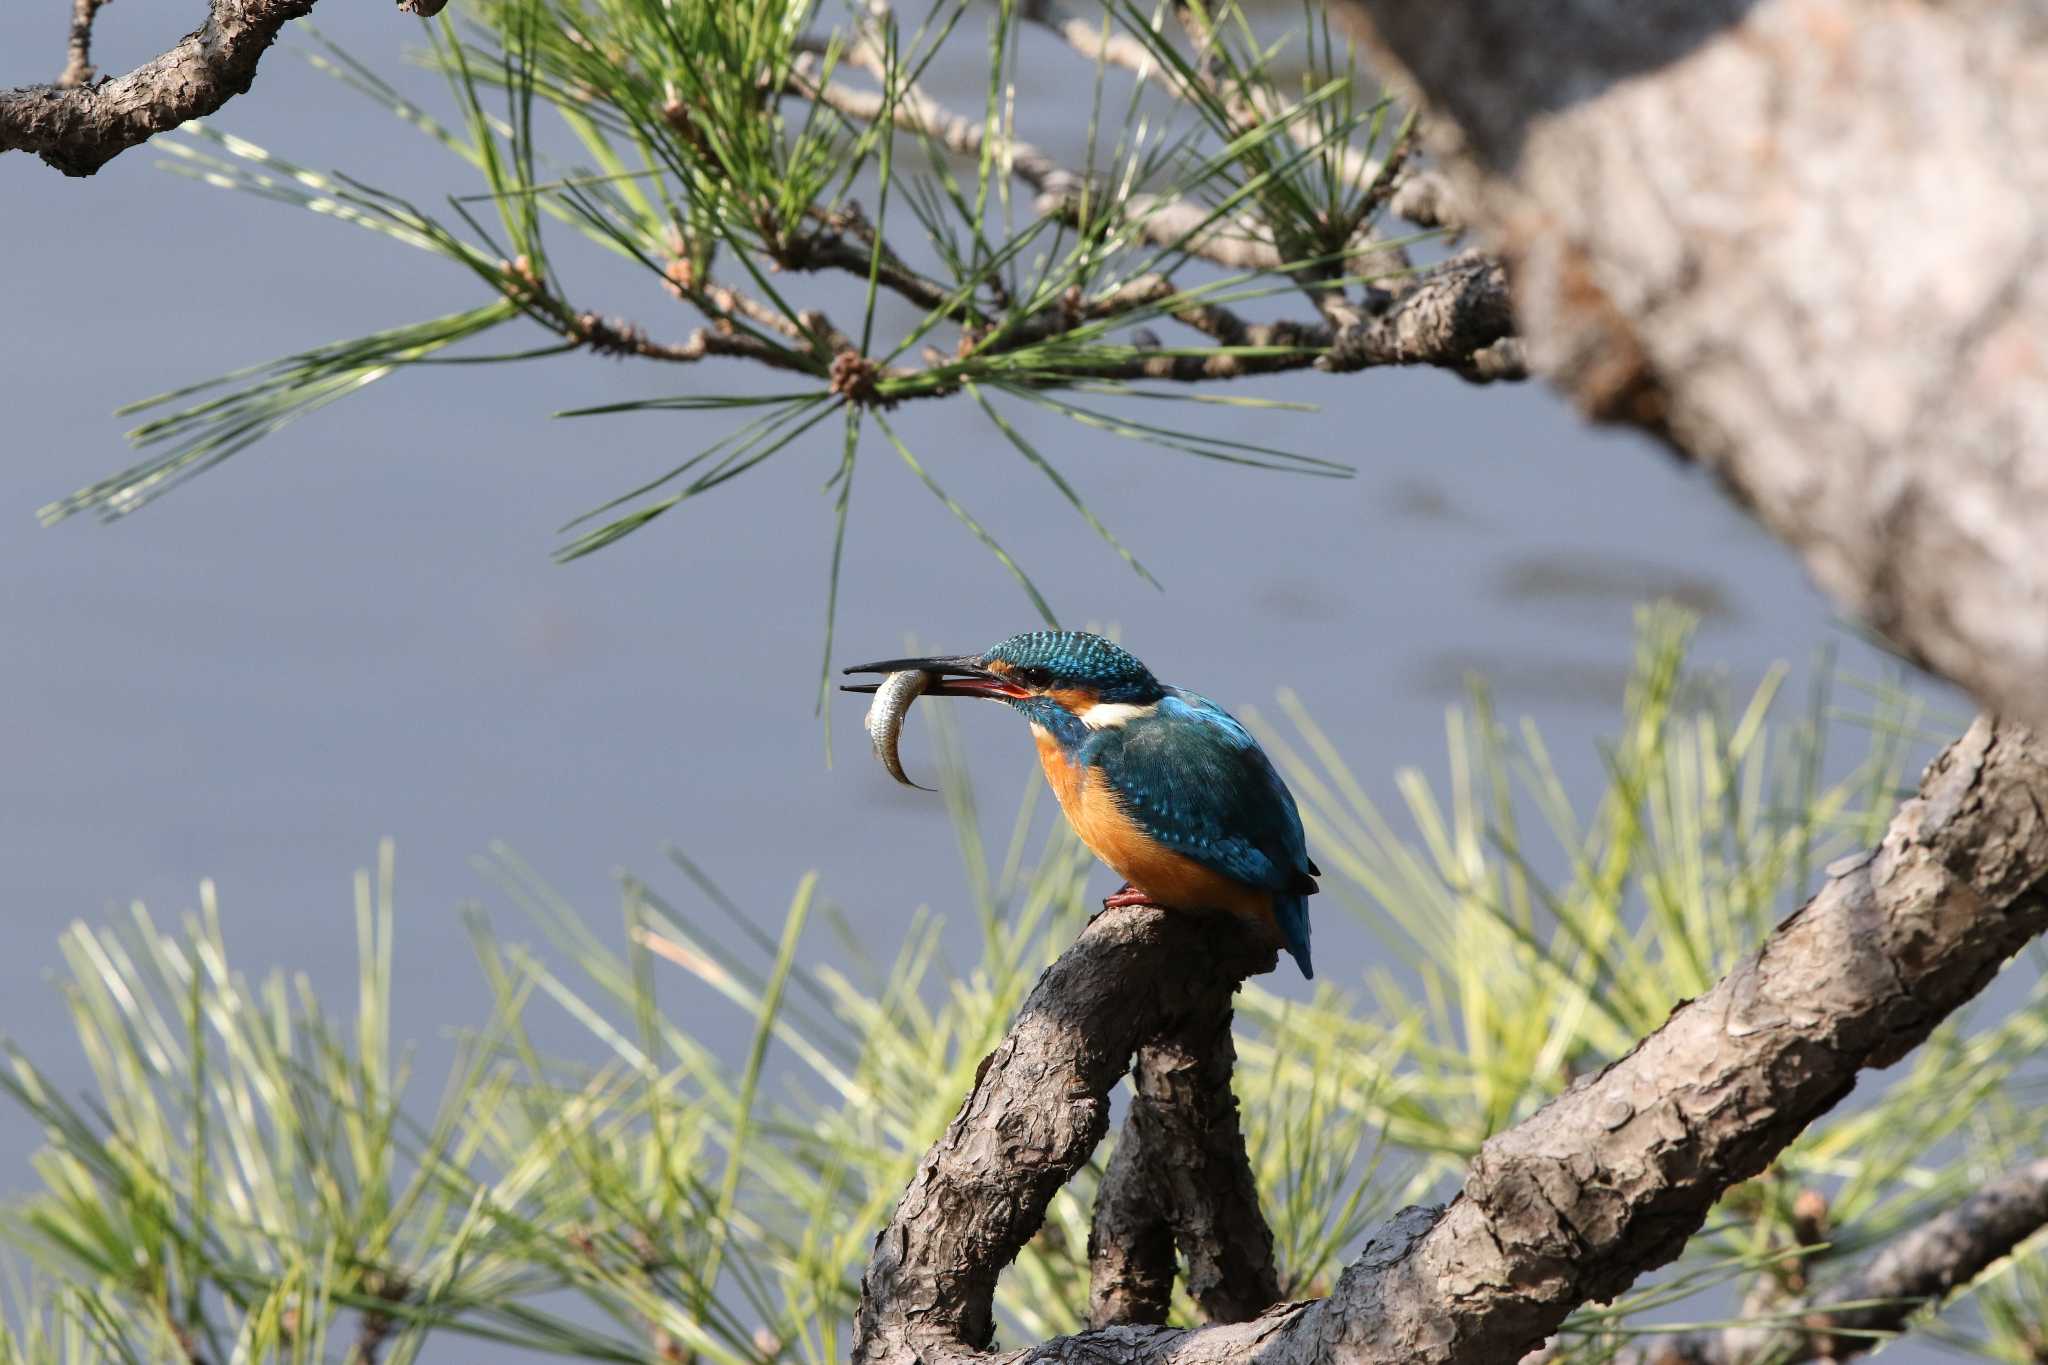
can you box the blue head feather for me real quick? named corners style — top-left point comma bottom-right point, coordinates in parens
top-left (981, 630), bottom-right (1164, 704)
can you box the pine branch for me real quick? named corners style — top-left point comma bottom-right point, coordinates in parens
top-left (1021, 0), bottom-right (1389, 194)
top-left (788, 42), bottom-right (1370, 282)
top-left (788, 52), bottom-right (1079, 200)
top-left (1611, 1157), bottom-right (2048, 1365)
top-left (1022, 253), bottom-right (1519, 385)
top-left (34, 0), bottom-right (1523, 564)
top-left (775, 203), bottom-right (988, 323)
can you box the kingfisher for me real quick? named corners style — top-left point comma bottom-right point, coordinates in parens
top-left (843, 630), bottom-right (1319, 977)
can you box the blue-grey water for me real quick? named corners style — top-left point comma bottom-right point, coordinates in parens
top-left (0, 3), bottom-right (1979, 1358)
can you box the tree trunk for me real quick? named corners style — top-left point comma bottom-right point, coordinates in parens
top-left (1329, 0), bottom-right (2048, 727)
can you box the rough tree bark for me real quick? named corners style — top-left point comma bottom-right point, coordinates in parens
top-left (1323, 0), bottom-right (2048, 728)
top-left (1086, 977), bottom-right (1280, 1328)
top-left (853, 910), bottom-right (1280, 1360)
top-left (1, 0), bottom-right (322, 176)
top-left (853, 717), bottom-right (2048, 1365)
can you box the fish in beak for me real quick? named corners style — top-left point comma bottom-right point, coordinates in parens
top-left (841, 655), bottom-right (1032, 790)
top-left (839, 655), bottom-right (1031, 701)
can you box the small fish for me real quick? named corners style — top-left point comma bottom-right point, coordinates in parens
top-left (865, 669), bottom-right (935, 790)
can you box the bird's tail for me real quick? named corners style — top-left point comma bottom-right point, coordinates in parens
top-left (1274, 893), bottom-right (1313, 979)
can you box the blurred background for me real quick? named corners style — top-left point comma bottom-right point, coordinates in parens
top-left (0, 0), bottom-right (1968, 1342)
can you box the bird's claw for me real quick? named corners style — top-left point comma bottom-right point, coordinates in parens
top-left (1102, 884), bottom-right (1155, 910)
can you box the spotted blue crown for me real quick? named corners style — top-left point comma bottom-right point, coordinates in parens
top-left (985, 631), bottom-right (1163, 704)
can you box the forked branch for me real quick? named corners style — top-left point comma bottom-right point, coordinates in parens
top-left (853, 716), bottom-right (2048, 1365)
top-left (853, 905), bottom-right (1278, 1359)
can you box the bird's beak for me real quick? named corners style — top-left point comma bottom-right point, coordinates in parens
top-left (839, 654), bottom-right (1029, 700)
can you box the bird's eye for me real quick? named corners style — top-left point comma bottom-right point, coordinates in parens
top-left (1017, 666), bottom-right (1053, 689)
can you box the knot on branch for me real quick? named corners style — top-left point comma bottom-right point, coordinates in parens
top-left (829, 348), bottom-right (891, 408)
top-left (658, 99), bottom-right (714, 157)
top-left (575, 313), bottom-right (648, 357)
top-left (662, 257), bottom-right (696, 299)
top-left (1319, 252), bottom-right (1517, 377)
top-left (351, 1266), bottom-right (412, 1361)
top-left (500, 255), bottom-right (544, 301)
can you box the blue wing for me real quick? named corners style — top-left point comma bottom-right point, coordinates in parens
top-left (1083, 690), bottom-right (1318, 974)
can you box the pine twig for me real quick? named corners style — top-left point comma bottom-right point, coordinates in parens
top-left (59, 0), bottom-right (109, 87)
top-left (1608, 1158), bottom-right (2048, 1365)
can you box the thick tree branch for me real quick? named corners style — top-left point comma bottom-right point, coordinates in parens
top-left (853, 907), bottom-right (1277, 1362)
top-left (1, 0), bottom-right (320, 177)
top-left (854, 717), bottom-right (2048, 1365)
top-left (1325, 0), bottom-right (2048, 726)
top-left (1087, 980), bottom-right (1280, 1328)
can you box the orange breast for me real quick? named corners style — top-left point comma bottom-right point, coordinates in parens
top-left (1034, 731), bottom-right (1276, 932)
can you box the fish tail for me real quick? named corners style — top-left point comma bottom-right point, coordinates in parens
top-left (1273, 892), bottom-right (1312, 979)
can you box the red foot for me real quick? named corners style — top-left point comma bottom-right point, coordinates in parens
top-left (1102, 884), bottom-right (1157, 909)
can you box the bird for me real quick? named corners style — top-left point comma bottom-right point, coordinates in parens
top-left (843, 630), bottom-right (1319, 977)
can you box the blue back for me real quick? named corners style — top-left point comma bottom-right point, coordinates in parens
top-left (1077, 690), bottom-right (1317, 976)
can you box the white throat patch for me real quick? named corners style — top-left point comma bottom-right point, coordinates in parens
top-left (1078, 701), bottom-right (1156, 729)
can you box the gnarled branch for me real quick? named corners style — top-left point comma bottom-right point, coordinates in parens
top-left (1, 0), bottom-right (324, 177)
top-left (1319, 250), bottom-right (1519, 379)
top-left (1087, 974), bottom-right (1280, 1328)
top-left (1023, 253), bottom-right (1518, 387)
top-left (853, 906), bottom-right (1278, 1361)
top-left (853, 716), bottom-right (2048, 1365)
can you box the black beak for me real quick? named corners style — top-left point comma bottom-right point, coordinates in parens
top-left (840, 654), bottom-right (1026, 700)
